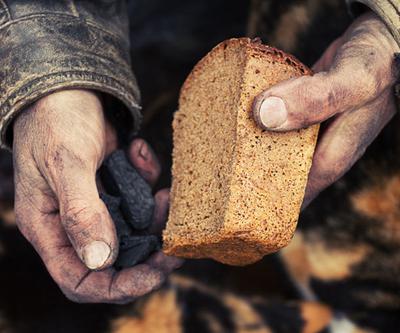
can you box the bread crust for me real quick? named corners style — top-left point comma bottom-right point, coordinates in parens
top-left (180, 38), bottom-right (311, 100)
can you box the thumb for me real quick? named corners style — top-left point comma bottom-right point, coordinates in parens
top-left (251, 23), bottom-right (395, 133)
top-left (54, 162), bottom-right (118, 270)
top-left (252, 69), bottom-right (373, 131)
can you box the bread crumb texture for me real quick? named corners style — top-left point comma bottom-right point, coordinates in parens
top-left (163, 38), bottom-right (318, 265)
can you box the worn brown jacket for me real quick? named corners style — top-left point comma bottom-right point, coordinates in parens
top-left (0, 0), bottom-right (398, 150)
top-left (0, 0), bottom-right (142, 150)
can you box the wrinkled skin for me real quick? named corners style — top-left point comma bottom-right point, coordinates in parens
top-left (12, 11), bottom-right (399, 304)
top-left (13, 89), bottom-right (181, 303)
top-left (253, 12), bottom-right (400, 207)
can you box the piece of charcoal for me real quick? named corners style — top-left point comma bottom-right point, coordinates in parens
top-left (115, 235), bottom-right (161, 269)
top-left (100, 193), bottom-right (132, 238)
top-left (101, 150), bottom-right (155, 230)
top-left (395, 54), bottom-right (400, 99)
top-left (395, 53), bottom-right (400, 69)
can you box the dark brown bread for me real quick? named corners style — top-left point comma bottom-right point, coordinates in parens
top-left (163, 38), bottom-right (319, 265)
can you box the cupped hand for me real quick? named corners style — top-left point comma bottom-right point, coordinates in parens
top-left (13, 89), bottom-right (181, 303)
top-left (252, 12), bottom-right (400, 207)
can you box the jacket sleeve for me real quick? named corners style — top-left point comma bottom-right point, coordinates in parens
top-left (0, 0), bottom-right (141, 150)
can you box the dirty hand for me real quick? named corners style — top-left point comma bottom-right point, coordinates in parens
top-left (253, 12), bottom-right (399, 207)
top-left (13, 89), bottom-right (181, 303)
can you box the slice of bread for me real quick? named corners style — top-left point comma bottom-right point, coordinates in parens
top-left (163, 38), bottom-right (319, 266)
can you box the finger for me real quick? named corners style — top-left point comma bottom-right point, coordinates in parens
top-left (14, 178), bottom-right (87, 288)
top-left (66, 252), bottom-right (182, 303)
top-left (145, 251), bottom-right (184, 274)
top-left (15, 199), bottom-right (165, 303)
top-left (48, 152), bottom-right (118, 270)
top-left (252, 35), bottom-right (395, 132)
top-left (105, 121), bottom-right (118, 156)
top-left (15, 183), bottom-right (178, 303)
top-left (48, 250), bottom-right (173, 303)
top-left (128, 138), bottom-right (161, 187)
top-left (149, 188), bottom-right (170, 235)
top-left (302, 90), bottom-right (396, 209)
top-left (37, 237), bottom-right (166, 303)
top-left (60, 260), bottom-right (166, 303)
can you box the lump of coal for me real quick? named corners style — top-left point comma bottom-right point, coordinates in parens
top-left (395, 54), bottom-right (400, 99)
top-left (115, 235), bottom-right (161, 269)
top-left (101, 194), bottom-right (160, 269)
top-left (100, 193), bottom-right (132, 238)
top-left (100, 150), bottom-right (161, 269)
top-left (101, 150), bottom-right (155, 230)
top-left (395, 53), bottom-right (400, 68)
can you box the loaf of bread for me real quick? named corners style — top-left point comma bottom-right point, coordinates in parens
top-left (163, 38), bottom-right (319, 265)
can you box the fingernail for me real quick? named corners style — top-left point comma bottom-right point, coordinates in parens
top-left (82, 241), bottom-right (111, 270)
top-left (259, 97), bottom-right (287, 129)
top-left (139, 141), bottom-right (150, 161)
top-left (173, 258), bottom-right (184, 269)
top-left (165, 255), bottom-right (184, 269)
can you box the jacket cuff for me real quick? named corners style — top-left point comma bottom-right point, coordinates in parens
top-left (346, 0), bottom-right (400, 46)
top-left (0, 14), bottom-right (141, 150)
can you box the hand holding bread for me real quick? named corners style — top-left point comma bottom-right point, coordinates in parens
top-left (253, 12), bottom-right (400, 207)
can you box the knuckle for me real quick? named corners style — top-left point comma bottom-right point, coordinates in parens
top-left (294, 75), bottom-right (329, 122)
top-left (62, 204), bottom-right (97, 236)
top-left (62, 288), bottom-right (80, 302)
top-left (311, 73), bottom-right (342, 113)
top-left (325, 83), bottom-right (343, 112)
top-left (58, 282), bottom-right (80, 302)
top-left (344, 49), bottom-right (384, 96)
top-left (59, 282), bottom-right (91, 303)
top-left (63, 203), bottom-right (90, 226)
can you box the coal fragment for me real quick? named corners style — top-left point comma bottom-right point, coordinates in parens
top-left (115, 235), bottom-right (161, 269)
top-left (100, 150), bottom-right (160, 269)
top-left (394, 53), bottom-right (400, 70)
top-left (100, 193), bottom-right (132, 238)
top-left (395, 54), bottom-right (400, 99)
top-left (101, 150), bottom-right (155, 230)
